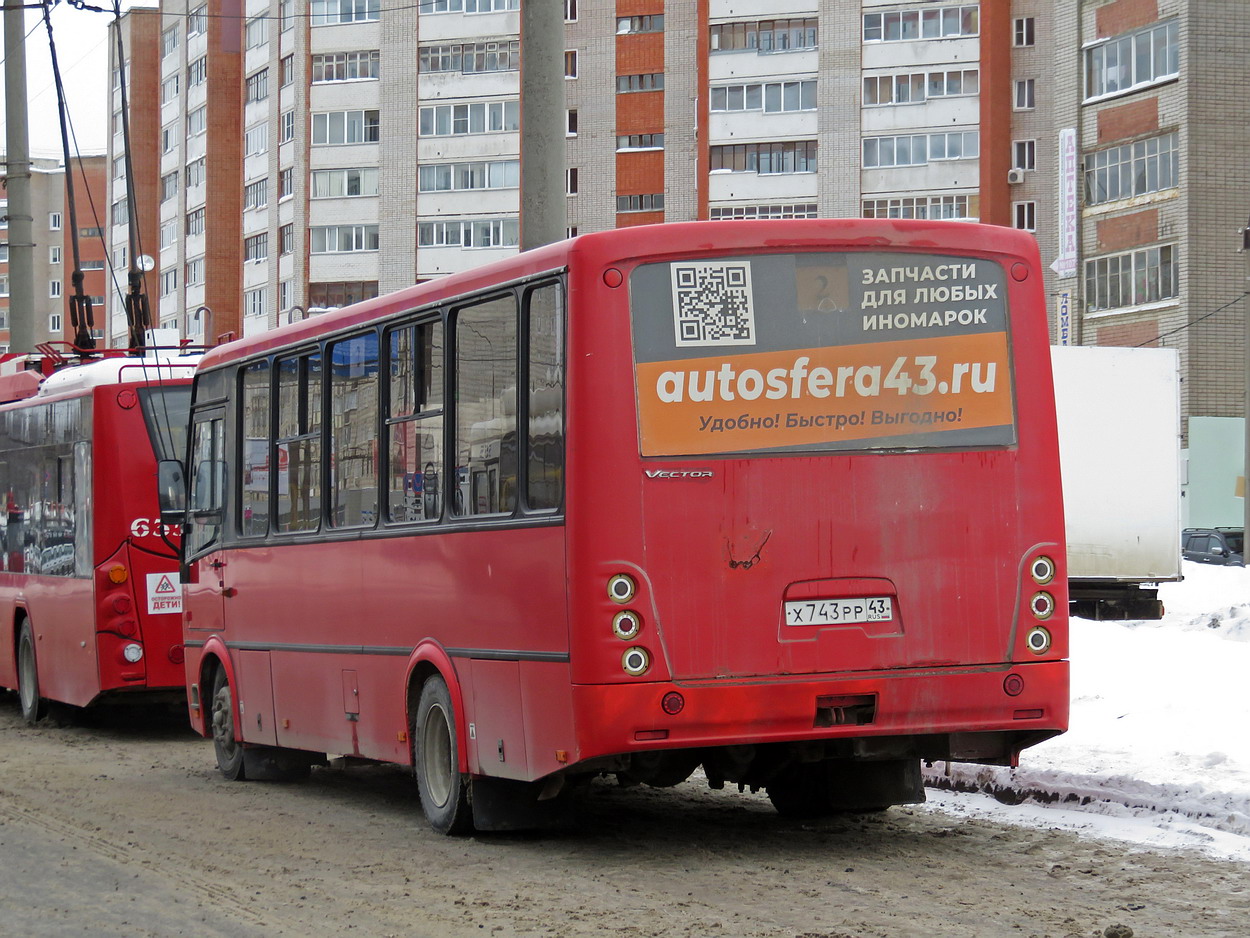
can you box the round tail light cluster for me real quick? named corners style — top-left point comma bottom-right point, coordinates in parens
top-left (608, 574), bottom-right (651, 676)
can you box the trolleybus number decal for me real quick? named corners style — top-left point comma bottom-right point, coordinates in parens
top-left (785, 597), bottom-right (892, 626)
top-left (671, 262), bottom-right (757, 348)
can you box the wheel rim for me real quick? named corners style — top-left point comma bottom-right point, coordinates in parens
top-left (17, 633), bottom-right (36, 714)
top-left (212, 684), bottom-right (239, 764)
top-left (421, 702), bottom-right (454, 808)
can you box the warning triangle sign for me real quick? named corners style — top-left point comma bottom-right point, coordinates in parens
top-left (154, 574), bottom-right (177, 595)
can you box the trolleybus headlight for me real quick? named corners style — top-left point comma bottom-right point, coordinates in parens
top-left (1029, 591), bottom-right (1055, 620)
top-left (612, 610), bottom-right (642, 640)
top-left (1030, 555), bottom-right (1056, 585)
top-left (1025, 627), bottom-right (1052, 655)
top-left (621, 646), bottom-right (651, 676)
top-left (122, 643), bottom-right (144, 663)
top-left (607, 574), bottom-right (637, 604)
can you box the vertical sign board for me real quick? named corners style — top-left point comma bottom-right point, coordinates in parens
top-left (1052, 128), bottom-right (1078, 278)
top-left (1055, 290), bottom-right (1072, 346)
top-left (631, 252), bottom-right (1017, 457)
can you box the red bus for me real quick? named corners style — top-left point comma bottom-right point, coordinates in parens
top-left (168, 220), bottom-right (1067, 833)
top-left (0, 354), bottom-right (197, 721)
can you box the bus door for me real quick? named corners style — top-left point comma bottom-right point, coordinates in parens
top-left (183, 409), bottom-right (227, 641)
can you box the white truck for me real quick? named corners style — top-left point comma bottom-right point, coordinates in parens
top-left (1051, 345), bottom-right (1182, 620)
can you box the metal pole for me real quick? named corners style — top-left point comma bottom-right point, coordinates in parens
top-left (4, 6), bottom-right (35, 353)
top-left (519, 0), bottom-right (566, 251)
top-left (1243, 223), bottom-right (1250, 537)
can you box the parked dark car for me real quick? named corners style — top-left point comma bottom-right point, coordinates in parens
top-left (1181, 527), bottom-right (1244, 566)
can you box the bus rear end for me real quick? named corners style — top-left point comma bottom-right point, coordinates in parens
top-left (564, 220), bottom-right (1067, 813)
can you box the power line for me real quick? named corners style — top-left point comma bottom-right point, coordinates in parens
top-left (1137, 292), bottom-right (1250, 347)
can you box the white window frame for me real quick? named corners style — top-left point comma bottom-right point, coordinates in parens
top-left (1013, 201), bottom-right (1037, 231)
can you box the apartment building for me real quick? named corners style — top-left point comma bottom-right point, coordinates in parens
top-left (102, 1), bottom-right (1249, 454)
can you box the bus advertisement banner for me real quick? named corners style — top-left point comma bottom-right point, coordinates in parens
top-left (631, 251), bottom-right (1016, 457)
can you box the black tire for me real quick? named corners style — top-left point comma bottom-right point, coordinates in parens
top-left (210, 667), bottom-right (246, 781)
top-left (16, 621), bottom-right (47, 725)
top-left (413, 676), bottom-right (472, 835)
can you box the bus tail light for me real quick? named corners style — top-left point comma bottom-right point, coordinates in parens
top-left (108, 564), bottom-right (129, 584)
top-left (122, 643), bottom-right (144, 663)
top-left (1029, 555), bottom-right (1056, 584)
top-left (607, 574), bottom-right (637, 604)
top-left (612, 610), bottom-right (642, 640)
top-left (661, 692), bottom-right (684, 715)
top-left (1025, 627), bottom-right (1052, 655)
top-left (111, 595), bottom-right (133, 615)
top-left (1029, 591), bottom-right (1055, 619)
top-left (621, 647), bottom-right (650, 676)
top-left (1003, 673), bottom-right (1025, 696)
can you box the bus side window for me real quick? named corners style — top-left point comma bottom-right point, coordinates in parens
top-left (240, 362), bottom-right (271, 537)
top-left (330, 332), bottom-right (380, 528)
top-left (526, 282), bottom-right (565, 511)
top-left (187, 415), bottom-right (224, 557)
top-left (453, 295), bottom-right (517, 517)
top-left (386, 320), bottom-right (444, 523)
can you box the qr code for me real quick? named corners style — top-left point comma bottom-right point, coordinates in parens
top-left (670, 262), bottom-right (756, 347)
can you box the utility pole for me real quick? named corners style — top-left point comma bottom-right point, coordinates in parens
top-left (519, 0), bottom-right (566, 251)
top-left (4, 5), bottom-right (35, 353)
top-left (1243, 219), bottom-right (1250, 537)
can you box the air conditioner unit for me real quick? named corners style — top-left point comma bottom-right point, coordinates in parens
top-left (1007, 168), bottom-right (1026, 185)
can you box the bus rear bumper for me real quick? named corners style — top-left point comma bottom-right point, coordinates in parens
top-left (566, 660), bottom-right (1068, 769)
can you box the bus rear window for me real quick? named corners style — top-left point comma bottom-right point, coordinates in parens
top-left (137, 386), bottom-right (192, 463)
top-left (630, 251), bottom-right (1015, 456)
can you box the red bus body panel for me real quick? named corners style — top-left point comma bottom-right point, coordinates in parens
top-left (184, 220), bottom-right (1067, 784)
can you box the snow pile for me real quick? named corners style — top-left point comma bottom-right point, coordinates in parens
top-left (921, 561), bottom-right (1250, 861)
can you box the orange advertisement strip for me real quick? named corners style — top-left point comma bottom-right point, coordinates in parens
top-left (636, 332), bottom-right (1013, 456)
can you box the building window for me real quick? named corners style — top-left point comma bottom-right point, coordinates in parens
top-left (186, 157), bottom-right (206, 188)
top-left (863, 132), bottom-right (979, 168)
top-left (186, 207), bottom-right (206, 236)
top-left (1013, 16), bottom-right (1035, 47)
top-left (280, 224), bottom-right (294, 254)
top-left (161, 171), bottom-right (179, 202)
top-left (566, 108), bottom-right (578, 136)
top-left (1085, 19), bottom-right (1179, 100)
top-left (187, 5), bottom-right (207, 36)
top-left (711, 79), bottom-right (817, 113)
top-left (162, 123), bottom-right (178, 153)
top-left (279, 55), bottom-right (295, 87)
top-left (862, 6), bottom-right (979, 42)
top-left (244, 178), bottom-right (269, 210)
top-left (245, 233), bottom-right (269, 262)
top-left (80, 259), bottom-right (105, 270)
top-left (186, 256), bottom-right (205, 286)
top-left (419, 40), bottom-right (520, 73)
top-left (312, 109), bottom-right (381, 145)
top-left (245, 123), bottom-right (270, 156)
top-left (1085, 245), bottom-right (1177, 311)
top-left (616, 193), bottom-right (664, 212)
top-left (49, 246), bottom-right (61, 264)
top-left (0, 276), bottom-right (7, 297)
top-left (711, 18), bottom-right (817, 52)
top-left (312, 167), bottom-right (380, 197)
top-left (245, 15), bottom-right (268, 49)
top-left (564, 0), bottom-right (576, 21)
top-left (1014, 78), bottom-right (1035, 110)
top-left (862, 69), bottom-right (979, 106)
top-left (50, 280), bottom-right (62, 298)
top-left (161, 74), bottom-right (180, 104)
top-left (1013, 201), bottom-right (1036, 231)
top-left (246, 69), bottom-right (269, 103)
top-left (1084, 132), bottom-right (1178, 206)
top-left (245, 287), bottom-right (267, 318)
top-left (417, 160), bottom-right (520, 192)
top-left (161, 25), bottom-right (178, 57)
top-left (188, 56), bottom-right (208, 87)
top-left (616, 73), bottom-right (664, 93)
top-left (187, 105), bottom-right (207, 137)
top-left (279, 280), bottom-right (293, 313)
top-left (280, 0), bottom-right (295, 31)
top-left (160, 269), bottom-right (178, 296)
top-left (713, 140), bottom-right (818, 173)
top-left (418, 100), bottom-right (520, 136)
top-left (312, 50), bottom-right (381, 82)
top-left (49, 312), bottom-right (62, 333)
top-left (710, 203), bottom-right (819, 220)
top-left (281, 110), bottom-right (296, 143)
top-left (564, 50), bottom-right (577, 78)
top-left (310, 225), bottom-right (380, 253)
top-left (418, 217), bottom-right (520, 248)
top-left (862, 195), bottom-right (972, 219)
top-left (617, 15), bottom-right (663, 34)
top-left (48, 211), bottom-right (62, 230)
top-left (566, 168), bottom-right (578, 194)
top-left (1012, 139), bottom-right (1036, 170)
top-left (160, 220), bottom-right (178, 248)
top-left (311, 0), bottom-right (381, 26)
top-left (616, 133), bottom-right (664, 150)
top-left (112, 199), bottom-right (129, 226)
top-left (279, 167), bottom-right (294, 198)
top-left (80, 227), bottom-right (103, 239)
top-left (420, 0), bottom-right (518, 10)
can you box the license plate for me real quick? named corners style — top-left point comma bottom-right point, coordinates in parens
top-left (784, 597), bottom-right (893, 626)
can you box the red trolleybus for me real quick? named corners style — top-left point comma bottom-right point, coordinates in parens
top-left (169, 220), bottom-right (1067, 833)
top-left (0, 354), bottom-right (197, 721)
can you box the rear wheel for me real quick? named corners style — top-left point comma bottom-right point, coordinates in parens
top-left (16, 621), bottom-right (47, 724)
top-left (413, 675), bottom-right (472, 835)
top-left (210, 667), bottom-right (246, 780)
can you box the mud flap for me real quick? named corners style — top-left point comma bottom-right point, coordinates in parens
top-left (241, 745), bottom-right (316, 781)
top-left (470, 777), bottom-right (576, 831)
